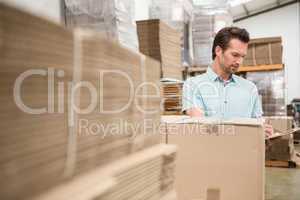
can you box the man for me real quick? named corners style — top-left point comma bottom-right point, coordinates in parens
top-left (182, 27), bottom-right (272, 135)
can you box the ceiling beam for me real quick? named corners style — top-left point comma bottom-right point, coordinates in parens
top-left (276, 0), bottom-right (281, 6)
top-left (242, 4), bottom-right (250, 15)
top-left (234, 0), bottom-right (299, 22)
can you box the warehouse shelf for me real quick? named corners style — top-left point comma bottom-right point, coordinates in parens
top-left (183, 64), bottom-right (284, 80)
top-left (187, 66), bottom-right (208, 73)
top-left (187, 64), bottom-right (284, 74)
top-left (238, 64), bottom-right (284, 72)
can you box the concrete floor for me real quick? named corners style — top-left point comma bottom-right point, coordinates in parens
top-left (265, 144), bottom-right (300, 200)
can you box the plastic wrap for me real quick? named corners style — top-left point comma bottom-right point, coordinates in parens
top-left (193, 0), bottom-right (229, 9)
top-left (192, 6), bottom-right (232, 67)
top-left (149, 0), bottom-right (189, 26)
top-left (64, 0), bottom-right (139, 52)
top-left (246, 70), bottom-right (286, 116)
top-left (149, 0), bottom-right (193, 66)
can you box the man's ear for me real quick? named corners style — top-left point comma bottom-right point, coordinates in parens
top-left (215, 46), bottom-right (223, 57)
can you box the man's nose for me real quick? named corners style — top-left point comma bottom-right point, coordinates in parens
top-left (236, 57), bottom-right (243, 65)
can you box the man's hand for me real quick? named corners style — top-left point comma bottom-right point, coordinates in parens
top-left (264, 123), bottom-right (274, 138)
top-left (186, 108), bottom-right (204, 117)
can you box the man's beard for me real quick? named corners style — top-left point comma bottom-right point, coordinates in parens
top-left (220, 55), bottom-right (239, 74)
top-left (228, 65), bottom-right (239, 73)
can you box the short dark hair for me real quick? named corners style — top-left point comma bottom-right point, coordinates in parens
top-left (212, 27), bottom-right (250, 60)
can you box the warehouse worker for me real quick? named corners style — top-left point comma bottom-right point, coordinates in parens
top-left (182, 27), bottom-right (273, 135)
top-left (183, 27), bottom-right (260, 118)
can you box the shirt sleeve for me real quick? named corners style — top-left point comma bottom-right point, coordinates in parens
top-left (182, 78), bottom-right (204, 112)
top-left (251, 86), bottom-right (263, 118)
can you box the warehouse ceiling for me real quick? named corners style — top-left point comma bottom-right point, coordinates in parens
top-left (230, 0), bottom-right (299, 22)
top-left (193, 0), bottom-right (299, 22)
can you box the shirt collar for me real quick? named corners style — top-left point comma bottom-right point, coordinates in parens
top-left (206, 66), bottom-right (236, 84)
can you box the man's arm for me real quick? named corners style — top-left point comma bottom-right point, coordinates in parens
top-left (186, 107), bottom-right (204, 117)
top-left (182, 78), bottom-right (205, 117)
top-left (251, 86), bottom-right (263, 118)
top-left (251, 86), bottom-right (274, 137)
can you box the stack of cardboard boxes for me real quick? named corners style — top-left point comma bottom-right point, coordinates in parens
top-left (161, 82), bottom-right (183, 115)
top-left (243, 37), bottom-right (283, 66)
top-left (192, 7), bottom-right (232, 67)
top-left (192, 12), bottom-right (214, 67)
top-left (244, 37), bottom-right (285, 116)
top-left (148, 0), bottom-right (193, 66)
top-left (265, 117), bottom-right (295, 162)
top-left (0, 3), bottom-right (177, 200)
top-left (137, 19), bottom-right (183, 80)
top-left (247, 70), bottom-right (286, 116)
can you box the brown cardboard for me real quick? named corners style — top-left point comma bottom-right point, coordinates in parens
top-left (161, 82), bottom-right (183, 115)
top-left (264, 116), bottom-right (293, 133)
top-left (294, 129), bottom-right (300, 141)
top-left (266, 135), bottom-right (294, 161)
top-left (264, 116), bottom-right (294, 161)
top-left (0, 3), bottom-right (73, 199)
top-left (137, 19), bottom-right (183, 80)
top-left (0, 3), bottom-right (162, 199)
top-left (243, 37), bottom-right (282, 66)
top-left (32, 144), bottom-right (178, 200)
top-left (161, 116), bottom-right (265, 200)
top-left (246, 70), bottom-right (286, 116)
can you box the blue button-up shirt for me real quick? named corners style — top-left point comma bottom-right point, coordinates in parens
top-left (182, 67), bottom-right (263, 118)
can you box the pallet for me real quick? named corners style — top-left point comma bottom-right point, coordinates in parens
top-left (265, 160), bottom-right (297, 168)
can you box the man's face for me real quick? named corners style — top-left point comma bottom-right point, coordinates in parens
top-left (216, 38), bottom-right (248, 74)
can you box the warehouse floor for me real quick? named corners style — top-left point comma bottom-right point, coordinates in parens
top-left (265, 144), bottom-right (300, 200)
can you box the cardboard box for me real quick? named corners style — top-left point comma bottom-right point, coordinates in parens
top-left (264, 116), bottom-right (294, 161)
top-left (266, 135), bottom-right (294, 161)
top-left (246, 70), bottom-right (286, 116)
top-left (294, 129), bottom-right (300, 141)
top-left (243, 37), bottom-right (282, 66)
top-left (264, 116), bottom-right (293, 133)
top-left (161, 116), bottom-right (265, 200)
